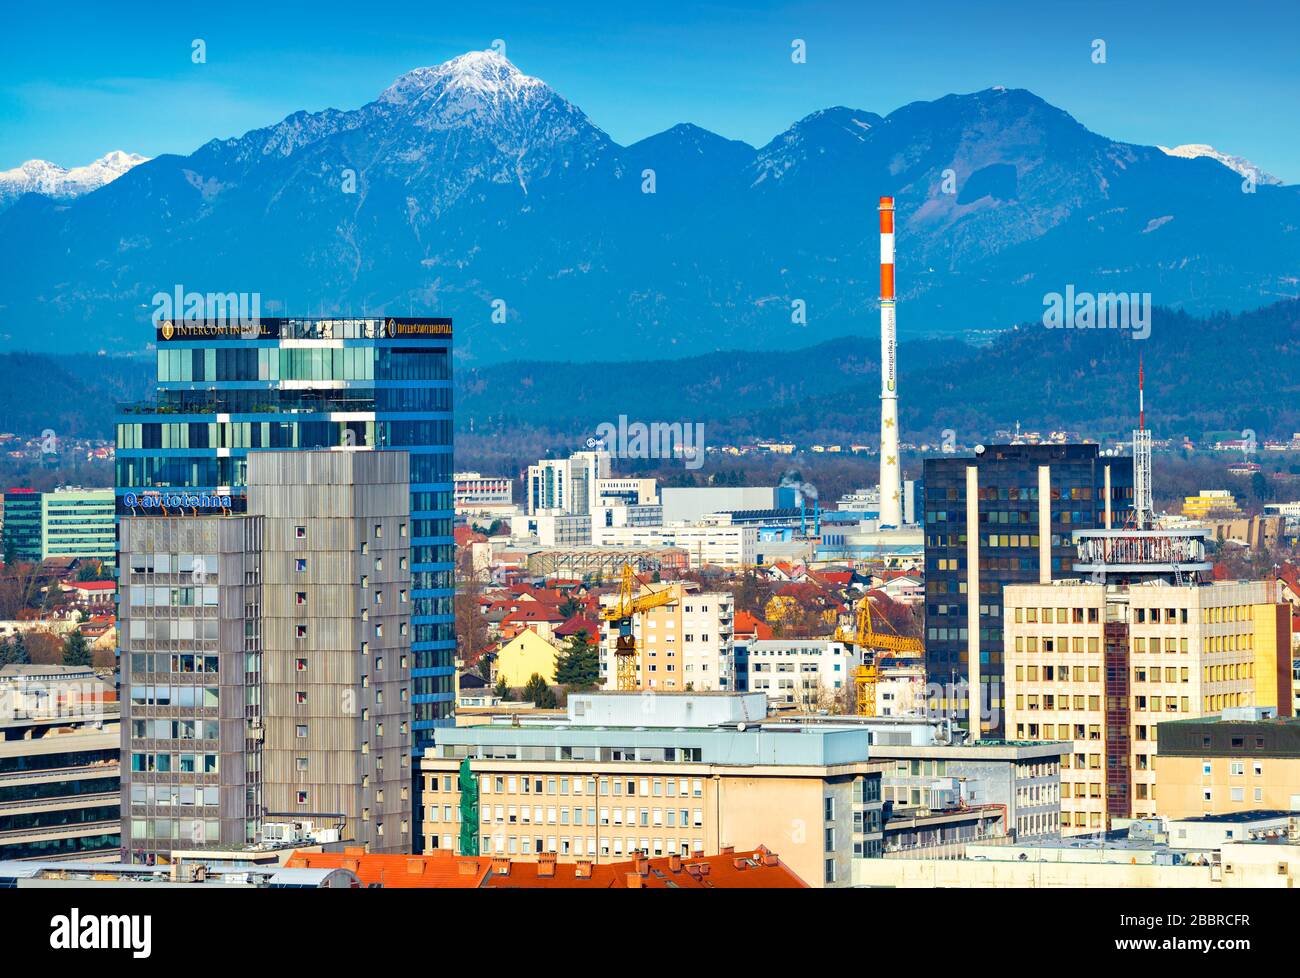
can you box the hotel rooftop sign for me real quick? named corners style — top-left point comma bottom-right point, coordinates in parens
top-left (155, 317), bottom-right (453, 342)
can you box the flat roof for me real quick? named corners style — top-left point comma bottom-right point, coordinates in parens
top-left (1175, 810), bottom-right (1297, 824)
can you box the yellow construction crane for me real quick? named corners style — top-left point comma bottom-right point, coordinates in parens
top-left (600, 563), bottom-right (680, 691)
top-left (833, 594), bottom-right (924, 717)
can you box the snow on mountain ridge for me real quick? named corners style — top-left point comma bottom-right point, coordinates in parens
top-left (0, 150), bottom-right (149, 207)
top-left (1158, 143), bottom-right (1282, 185)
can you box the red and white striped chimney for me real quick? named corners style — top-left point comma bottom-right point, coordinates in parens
top-left (878, 196), bottom-right (902, 526)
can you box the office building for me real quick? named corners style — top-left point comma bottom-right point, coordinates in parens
top-left (454, 472), bottom-right (514, 520)
top-left (1155, 710), bottom-right (1300, 818)
top-left (421, 692), bottom-right (888, 887)
top-left (2, 488), bottom-right (41, 563)
top-left (115, 317), bottom-right (454, 749)
top-left (526, 451), bottom-right (611, 517)
top-left (595, 478), bottom-right (659, 507)
top-left (41, 487), bottom-right (115, 564)
top-left (0, 664), bottom-right (120, 862)
top-left (1003, 578), bottom-right (1289, 833)
top-left (119, 451), bottom-right (414, 861)
top-left (591, 523), bottom-right (757, 569)
top-left (1183, 490), bottom-right (1240, 518)
top-left (596, 581), bottom-right (734, 691)
top-left (923, 444), bottom-right (1133, 736)
top-left (660, 486), bottom-right (797, 524)
top-left (782, 715), bottom-right (1065, 841)
top-left (509, 513), bottom-right (592, 547)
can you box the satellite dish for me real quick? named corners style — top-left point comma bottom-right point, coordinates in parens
top-left (974, 444), bottom-right (986, 455)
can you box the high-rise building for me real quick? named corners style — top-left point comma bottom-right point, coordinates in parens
top-left (118, 451), bottom-right (414, 861)
top-left (2, 488), bottom-right (42, 563)
top-left (41, 487), bottom-right (115, 564)
top-left (923, 444), bottom-right (1133, 736)
top-left (115, 317), bottom-right (453, 751)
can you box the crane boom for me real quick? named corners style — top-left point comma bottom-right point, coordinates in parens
top-left (600, 563), bottom-right (680, 691)
top-left (833, 593), bottom-right (923, 716)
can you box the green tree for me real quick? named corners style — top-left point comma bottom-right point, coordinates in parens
top-left (558, 595), bottom-right (583, 618)
top-left (62, 628), bottom-right (92, 667)
top-left (7, 632), bottom-right (29, 665)
top-left (1, 632), bottom-right (30, 665)
top-left (555, 632), bottom-right (600, 688)
top-left (494, 672), bottom-right (510, 701)
top-left (522, 672), bottom-right (557, 709)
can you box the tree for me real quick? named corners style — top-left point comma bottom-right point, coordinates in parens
top-left (454, 573), bottom-right (490, 667)
top-left (558, 595), bottom-right (583, 619)
top-left (62, 628), bottom-right (92, 667)
top-left (25, 629), bottom-right (62, 664)
top-left (494, 673), bottom-right (511, 701)
top-left (3, 631), bottom-right (30, 665)
top-left (522, 673), bottom-right (557, 709)
top-left (0, 629), bottom-right (30, 671)
top-left (555, 632), bottom-right (600, 688)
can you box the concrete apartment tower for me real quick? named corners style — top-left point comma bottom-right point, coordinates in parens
top-left (119, 451), bottom-right (413, 861)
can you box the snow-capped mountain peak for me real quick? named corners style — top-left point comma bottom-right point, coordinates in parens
top-left (380, 49), bottom-right (545, 107)
top-left (0, 150), bottom-right (149, 209)
top-left (1158, 143), bottom-right (1282, 185)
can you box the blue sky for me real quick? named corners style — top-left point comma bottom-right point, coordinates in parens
top-left (2, 0), bottom-right (1297, 181)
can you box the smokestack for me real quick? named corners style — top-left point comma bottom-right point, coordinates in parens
top-left (879, 196), bottom-right (902, 527)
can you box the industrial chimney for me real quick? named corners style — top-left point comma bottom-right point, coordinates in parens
top-left (878, 196), bottom-right (902, 527)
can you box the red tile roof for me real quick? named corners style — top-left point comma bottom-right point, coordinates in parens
top-left (288, 845), bottom-right (807, 889)
top-left (286, 849), bottom-right (490, 888)
top-left (734, 610), bottom-right (774, 640)
top-left (555, 615), bottom-right (599, 638)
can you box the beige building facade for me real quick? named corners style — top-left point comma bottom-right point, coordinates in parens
top-left (1003, 579), bottom-right (1284, 833)
top-left (597, 582), bottom-right (734, 691)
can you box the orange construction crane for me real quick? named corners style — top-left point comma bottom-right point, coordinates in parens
top-left (833, 594), bottom-right (924, 716)
top-left (600, 563), bottom-right (680, 691)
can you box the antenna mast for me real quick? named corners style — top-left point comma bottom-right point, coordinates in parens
top-left (1132, 356), bottom-right (1153, 529)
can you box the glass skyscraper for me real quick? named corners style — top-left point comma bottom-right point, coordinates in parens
top-left (922, 444), bottom-right (1133, 737)
top-left (115, 317), bottom-right (454, 752)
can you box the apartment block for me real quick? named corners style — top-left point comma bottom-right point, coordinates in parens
top-left (119, 451), bottom-right (413, 861)
top-left (420, 693), bottom-right (888, 888)
top-left (1003, 578), bottom-right (1287, 833)
top-left (597, 582), bottom-right (734, 690)
top-left (742, 639), bottom-right (862, 708)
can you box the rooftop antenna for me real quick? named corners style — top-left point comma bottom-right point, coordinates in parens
top-left (1132, 356), bottom-right (1153, 530)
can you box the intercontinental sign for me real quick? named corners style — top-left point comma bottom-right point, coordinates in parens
top-left (155, 317), bottom-right (453, 342)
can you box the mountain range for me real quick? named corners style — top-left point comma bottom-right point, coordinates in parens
top-left (0, 50), bottom-right (1296, 362)
top-left (7, 299), bottom-right (1299, 449)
